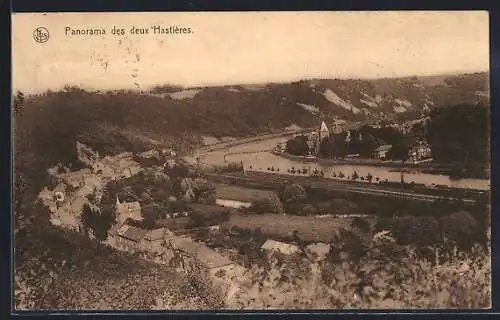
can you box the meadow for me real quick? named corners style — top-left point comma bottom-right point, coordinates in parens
top-left (221, 214), bottom-right (376, 243)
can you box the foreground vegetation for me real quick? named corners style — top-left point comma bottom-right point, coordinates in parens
top-left (229, 241), bottom-right (490, 309)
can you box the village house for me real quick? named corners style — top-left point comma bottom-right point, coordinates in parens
top-left (162, 148), bottom-right (177, 158)
top-left (116, 197), bottom-right (142, 224)
top-left (155, 216), bottom-right (192, 231)
top-left (330, 119), bottom-right (347, 135)
top-left (118, 165), bottom-right (142, 180)
top-left (107, 222), bottom-right (235, 273)
top-left (261, 239), bottom-right (301, 255)
top-left (108, 223), bottom-right (149, 253)
top-left (164, 210), bottom-right (192, 219)
top-left (92, 160), bottom-right (115, 178)
top-left (304, 243), bottom-right (331, 262)
top-left (215, 198), bottom-right (252, 209)
top-left (136, 150), bottom-right (162, 167)
top-left (56, 170), bottom-right (89, 189)
top-left (408, 140), bottom-right (432, 163)
top-left (374, 144), bottom-right (392, 160)
top-left (139, 149), bottom-right (161, 160)
top-left (144, 227), bottom-right (174, 246)
top-left (53, 183), bottom-right (66, 205)
top-left (163, 235), bottom-right (235, 273)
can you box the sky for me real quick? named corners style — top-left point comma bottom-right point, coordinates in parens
top-left (12, 11), bottom-right (489, 93)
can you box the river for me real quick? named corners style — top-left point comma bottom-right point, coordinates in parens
top-left (193, 136), bottom-right (490, 191)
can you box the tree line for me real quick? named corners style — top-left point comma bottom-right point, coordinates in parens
top-left (285, 103), bottom-right (489, 167)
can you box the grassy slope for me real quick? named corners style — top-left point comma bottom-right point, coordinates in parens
top-left (214, 183), bottom-right (278, 202)
top-left (221, 214), bottom-right (375, 243)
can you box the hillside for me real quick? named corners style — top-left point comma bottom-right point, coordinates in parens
top-left (150, 71), bottom-right (489, 126)
top-left (17, 72), bottom-right (489, 149)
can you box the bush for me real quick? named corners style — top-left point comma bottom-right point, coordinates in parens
top-left (249, 194), bottom-right (284, 214)
top-left (439, 211), bottom-right (479, 249)
top-left (316, 201), bottom-right (332, 215)
top-left (351, 217), bottom-right (372, 234)
top-left (191, 178), bottom-right (216, 205)
top-left (329, 198), bottom-right (359, 215)
top-left (141, 203), bottom-right (162, 229)
top-left (374, 218), bottom-right (393, 233)
top-left (390, 215), bottom-right (440, 247)
top-left (188, 208), bottom-right (230, 228)
top-left (284, 202), bottom-right (304, 216)
top-left (300, 204), bottom-right (317, 216)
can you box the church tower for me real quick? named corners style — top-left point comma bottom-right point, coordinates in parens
top-left (319, 121), bottom-right (330, 142)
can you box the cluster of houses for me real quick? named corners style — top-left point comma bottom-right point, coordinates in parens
top-left (278, 120), bottom-right (433, 163)
top-left (373, 140), bottom-right (432, 163)
top-left (42, 141), bottom-right (342, 276)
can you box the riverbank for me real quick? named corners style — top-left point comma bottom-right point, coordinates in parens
top-left (278, 153), bottom-right (489, 179)
top-left (195, 129), bottom-right (311, 155)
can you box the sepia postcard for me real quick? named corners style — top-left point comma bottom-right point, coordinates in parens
top-left (12, 11), bottom-right (491, 311)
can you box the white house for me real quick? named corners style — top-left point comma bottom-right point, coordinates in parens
top-left (215, 198), bottom-right (252, 209)
top-left (374, 144), bottom-right (392, 160)
top-left (305, 243), bottom-right (331, 262)
top-left (261, 239), bottom-right (301, 255)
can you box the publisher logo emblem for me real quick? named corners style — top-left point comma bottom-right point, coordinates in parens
top-left (33, 27), bottom-right (49, 43)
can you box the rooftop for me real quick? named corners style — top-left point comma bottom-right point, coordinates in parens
top-left (117, 224), bottom-right (149, 242)
top-left (374, 144), bottom-right (393, 152)
top-left (144, 228), bottom-right (174, 241)
top-left (170, 236), bottom-right (234, 268)
top-left (261, 239), bottom-right (301, 255)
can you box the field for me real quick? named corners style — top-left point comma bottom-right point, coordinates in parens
top-left (214, 183), bottom-right (278, 202)
top-left (221, 213), bottom-right (376, 243)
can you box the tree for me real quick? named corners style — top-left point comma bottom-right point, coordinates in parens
top-left (351, 217), bottom-right (371, 234)
top-left (80, 203), bottom-right (117, 241)
top-left (13, 91), bottom-right (25, 116)
top-left (191, 178), bottom-right (216, 204)
top-left (250, 194), bottom-right (284, 214)
top-left (279, 183), bottom-right (307, 204)
top-left (286, 135), bottom-right (309, 156)
top-left (352, 171), bottom-right (359, 181)
top-left (427, 104), bottom-right (489, 166)
top-left (165, 163), bottom-right (189, 180)
top-left (366, 172), bottom-right (373, 183)
top-left (388, 137), bottom-right (409, 184)
top-left (142, 203), bottom-right (162, 229)
top-left (300, 204), bottom-right (317, 216)
top-left (439, 211), bottom-right (479, 249)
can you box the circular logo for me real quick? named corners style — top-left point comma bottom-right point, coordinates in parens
top-left (33, 27), bottom-right (49, 43)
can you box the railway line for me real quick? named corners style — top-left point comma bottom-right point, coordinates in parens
top-left (205, 171), bottom-right (486, 204)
